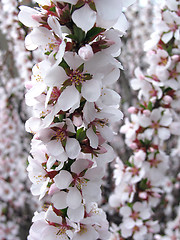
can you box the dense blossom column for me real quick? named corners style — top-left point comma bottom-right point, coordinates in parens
top-left (109, 0), bottom-right (180, 239)
top-left (18, 0), bottom-right (135, 239)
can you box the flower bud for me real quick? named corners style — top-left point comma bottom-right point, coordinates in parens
top-left (78, 44), bottom-right (94, 61)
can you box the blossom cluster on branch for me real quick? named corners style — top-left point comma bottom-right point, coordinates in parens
top-left (109, 0), bottom-right (180, 239)
top-left (18, 0), bottom-right (136, 239)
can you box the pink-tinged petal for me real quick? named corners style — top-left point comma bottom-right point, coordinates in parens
top-left (30, 27), bottom-right (53, 45)
top-left (64, 51), bottom-right (83, 70)
top-left (159, 112), bottom-right (172, 126)
top-left (133, 202), bottom-right (142, 211)
top-left (38, 128), bottom-right (54, 143)
top-left (162, 31), bottom-right (173, 44)
top-left (120, 206), bottom-right (131, 217)
top-left (65, 138), bottom-right (81, 159)
top-left (45, 206), bottom-right (62, 224)
top-left (48, 16), bottom-right (62, 38)
top-left (51, 191), bottom-right (68, 209)
top-left (66, 119), bottom-right (76, 133)
top-left (30, 183), bottom-right (42, 196)
top-left (102, 67), bottom-right (120, 86)
top-left (85, 167), bottom-right (104, 180)
top-left (86, 127), bottom-right (99, 148)
top-left (56, 151), bottom-right (68, 162)
top-left (123, 218), bottom-right (135, 229)
top-left (113, 13), bottom-right (129, 33)
top-left (60, 0), bottom-right (78, 4)
top-left (140, 209), bottom-right (151, 220)
top-left (121, 225), bottom-right (132, 238)
top-left (46, 156), bottom-right (56, 170)
top-left (55, 86), bottom-right (80, 112)
top-left (44, 66), bottom-right (66, 87)
top-left (122, 0), bottom-right (136, 8)
top-left (158, 128), bottom-right (170, 140)
top-left (82, 181), bottom-right (101, 202)
top-left (46, 140), bottom-right (64, 156)
top-left (25, 117), bottom-right (42, 134)
top-left (99, 89), bottom-right (120, 106)
top-left (18, 6), bottom-right (41, 28)
top-left (71, 159), bottom-right (92, 175)
top-left (95, 0), bottom-right (121, 21)
top-left (66, 187), bottom-right (82, 209)
top-left (67, 205), bottom-right (84, 222)
top-left (72, 4), bottom-right (96, 32)
top-left (54, 170), bottom-right (73, 189)
top-left (170, 122), bottom-right (180, 135)
top-left (139, 116), bottom-right (151, 128)
top-left (81, 79), bottom-right (101, 102)
top-left (55, 40), bottom-right (66, 65)
top-left (48, 183), bottom-right (59, 196)
top-left (151, 109), bottom-right (161, 122)
top-left (36, 0), bottom-right (51, 5)
top-left (25, 34), bottom-right (38, 51)
top-left (98, 125), bottom-right (114, 142)
top-left (144, 128), bottom-right (154, 140)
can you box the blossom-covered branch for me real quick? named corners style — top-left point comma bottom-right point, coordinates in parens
top-left (18, 0), bottom-right (135, 239)
top-left (109, 1), bottom-right (180, 239)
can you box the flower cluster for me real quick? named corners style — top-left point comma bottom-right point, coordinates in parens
top-left (18, 0), bottom-right (135, 239)
top-left (109, 0), bottom-right (180, 239)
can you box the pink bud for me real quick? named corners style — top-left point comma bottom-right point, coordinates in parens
top-left (78, 44), bottom-right (94, 61)
top-left (171, 55), bottom-right (179, 62)
top-left (32, 14), bottom-right (43, 23)
top-left (175, 183), bottom-right (180, 189)
top-left (48, 183), bottom-right (59, 196)
top-left (163, 95), bottom-right (172, 104)
top-left (128, 106), bottom-right (136, 114)
top-left (143, 109), bottom-right (151, 117)
top-left (98, 146), bottom-right (107, 154)
top-left (24, 82), bottom-right (33, 90)
top-left (97, 133), bottom-right (106, 145)
top-left (149, 147), bottom-right (155, 152)
top-left (130, 143), bottom-right (137, 150)
top-left (139, 192), bottom-right (147, 199)
top-left (73, 115), bottom-right (83, 127)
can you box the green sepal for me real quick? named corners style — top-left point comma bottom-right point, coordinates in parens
top-left (76, 127), bottom-right (86, 142)
top-left (85, 27), bottom-right (105, 42)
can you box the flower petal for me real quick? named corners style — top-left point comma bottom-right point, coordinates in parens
top-left (72, 4), bottom-right (96, 32)
top-left (81, 79), bottom-right (101, 102)
top-left (55, 86), bottom-right (80, 112)
top-left (51, 191), bottom-right (68, 209)
top-left (65, 138), bottom-right (81, 159)
top-left (66, 187), bottom-right (82, 209)
top-left (54, 170), bottom-right (73, 189)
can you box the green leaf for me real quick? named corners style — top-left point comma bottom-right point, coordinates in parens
top-left (73, 24), bottom-right (85, 43)
top-left (76, 83), bottom-right (82, 93)
top-left (49, 6), bottom-right (56, 12)
top-left (76, 127), bottom-right (86, 142)
top-left (77, 63), bottom-right (84, 73)
top-left (85, 27), bottom-right (105, 42)
top-left (139, 104), bottom-right (146, 109)
top-left (139, 178), bottom-right (148, 190)
top-left (147, 101), bottom-right (153, 111)
top-left (59, 58), bottom-right (69, 69)
top-left (45, 51), bottom-right (52, 56)
top-left (59, 114), bottom-right (65, 122)
top-left (63, 78), bottom-right (72, 88)
top-left (74, 0), bottom-right (84, 8)
top-left (66, 34), bottom-right (79, 42)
